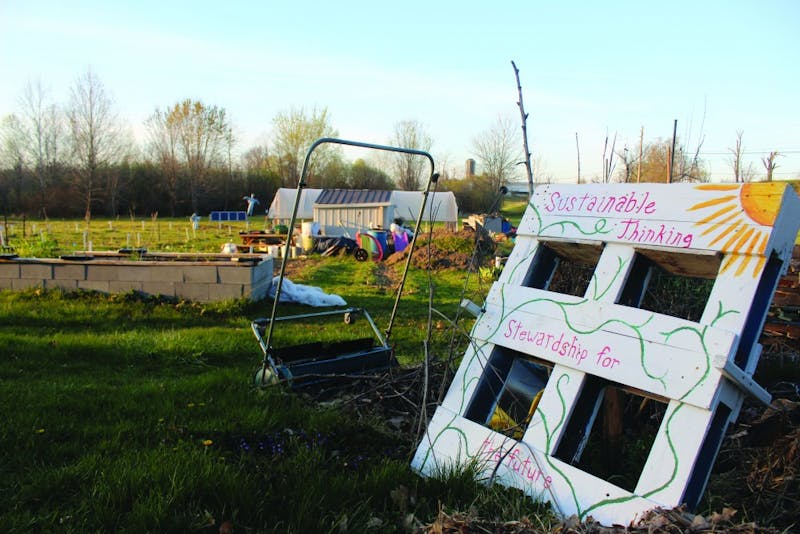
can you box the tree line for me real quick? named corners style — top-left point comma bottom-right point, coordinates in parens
top-left (4, 69), bottom-right (777, 221)
top-left (0, 72), bottom-right (440, 220)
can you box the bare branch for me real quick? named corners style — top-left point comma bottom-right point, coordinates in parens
top-left (761, 151), bottom-right (781, 181)
top-left (511, 60), bottom-right (534, 197)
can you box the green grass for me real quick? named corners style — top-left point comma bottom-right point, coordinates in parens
top-left (0, 222), bottom-right (552, 532)
top-left (499, 198), bottom-right (529, 227)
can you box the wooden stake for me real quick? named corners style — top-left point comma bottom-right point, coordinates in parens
top-left (511, 61), bottom-right (534, 197)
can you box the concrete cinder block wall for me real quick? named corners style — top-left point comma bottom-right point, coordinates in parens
top-left (0, 255), bottom-right (274, 302)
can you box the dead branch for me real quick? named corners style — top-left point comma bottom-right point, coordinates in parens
top-left (511, 60), bottom-right (534, 197)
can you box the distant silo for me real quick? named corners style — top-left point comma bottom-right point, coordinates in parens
top-left (465, 158), bottom-right (476, 177)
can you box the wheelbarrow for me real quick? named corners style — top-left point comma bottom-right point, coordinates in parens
top-left (251, 307), bottom-right (396, 388)
top-left (252, 137), bottom-right (439, 388)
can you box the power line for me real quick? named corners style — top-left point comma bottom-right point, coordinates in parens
top-left (696, 149), bottom-right (800, 156)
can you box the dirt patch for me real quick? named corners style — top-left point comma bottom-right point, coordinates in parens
top-left (272, 229), bottom-right (498, 278)
top-left (384, 228), bottom-right (497, 271)
top-left (272, 257), bottom-right (315, 279)
top-left (423, 505), bottom-right (780, 533)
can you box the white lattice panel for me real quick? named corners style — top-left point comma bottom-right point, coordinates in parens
top-left (413, 182), bottom-right (800, 526)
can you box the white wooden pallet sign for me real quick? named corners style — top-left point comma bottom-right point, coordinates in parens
top-left (412, 182), bottom-right (800, 526)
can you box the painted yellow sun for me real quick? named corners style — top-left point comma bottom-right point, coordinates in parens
top-left (688, 183), bottom-right (785, 278)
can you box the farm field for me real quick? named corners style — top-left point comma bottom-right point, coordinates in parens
top-left (0, 206), bottom-right (797, 532)
top-left (2, 215), bottom-right (275, 257)
top-left (2, 198), bottom-right (529, 257)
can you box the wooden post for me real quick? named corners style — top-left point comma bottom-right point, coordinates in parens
top-left (511, 61), bottom-right (534, 198)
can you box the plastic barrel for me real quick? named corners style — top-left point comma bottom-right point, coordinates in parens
top-left (367, 230), bottom-right (387, 256)
top-left (301, 222), bottom-right (314, 252)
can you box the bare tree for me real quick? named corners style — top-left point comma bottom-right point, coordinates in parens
top-left (532, 155), bottom-right (553, 184)
top-left (470, 115), bottom-right (520, 192)
top-left (727, 130), bottom-right (756, 183)
top-left (602, 131), bottom-right (617, 183)
top-left (21, 80), bottom-right (64, 215)
top-left (391, 119), bottom-right (432, 190)
top-left (147, 99), bottom-right (231, 213)
top-left (104, 130), bottom-right (136, 217)
top-left (66, 69), bottom-right (122, 222)
top-left (615, 145), bottom-right (635, 183)
top-left (435, 152), bottom-right (454, 181)
top-left (272, 106), bottom-right (338, 188)
top-left (242, 145), bottom-right (270, 172)
top-left (729, 130), bottom-right (745, 182)
top-left (0, 115), bottom-right (28, 207)
top-left (761, 151), bottom-right (781, 181)
top-left (223, 125), bottom-right (236, 209)
top-left (145, 107), bottom-right (181, 215)
top-left (0, 80), bottom-right (65, 215)
top-left (175, 100), bottom-right (230, 212)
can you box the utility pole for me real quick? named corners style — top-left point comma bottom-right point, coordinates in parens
top-left (669, 119), bottom-right (677, 183)
top-left (637, 126), bottom-right (643, 183)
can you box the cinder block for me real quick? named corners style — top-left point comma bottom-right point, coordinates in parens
top-left (151, 265), bottom-right (185, 282)
top-left (209, 283), bottom-right (244, 301)
top-left (217, 265), bottom-right (252, 284)
top-left (86, 265), bottom-right (120, 281)
top-left (182, 265), bottom-right (218, 283)
top-left (46, 279), bottom-right (78, 291)
top-left (113, 264), bottom-right (186, 283)
top-left (0, 277), bottom-right (13, 289)
top-left (141, 281), bottom-right (176, 298)
top-left (53, 264), bottom-right (86, 280)
top-left (78, 280), bottom-right (110, 293)
top-left (175, 282), bottom-right (210, 302)
top-left (109, 281), bottom-right (143, 293)
top-left (20, 263), bottom-right (53, 279)
top-left (12, 278), bottom-right (44, 289)
top-left (0, 263), bottom-right (20, 279)
top-left (117, 265), bottom-right (156, 282)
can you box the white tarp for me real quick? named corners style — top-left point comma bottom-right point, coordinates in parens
top-left (268, 277), bottom-right (347, 307)
top-left (267, 188), bottom-right (323, 220)
top-left (389, 191), bottom-right (458, 223)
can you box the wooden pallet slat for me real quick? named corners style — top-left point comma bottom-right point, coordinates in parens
top-left (413, 182), bottom-right (800, 526)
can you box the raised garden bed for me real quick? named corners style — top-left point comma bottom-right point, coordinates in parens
top-left (0, 250), bottom-right (274, 302)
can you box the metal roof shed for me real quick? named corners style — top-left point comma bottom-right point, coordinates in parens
top-left (313, 189), bottom-right (393, 237)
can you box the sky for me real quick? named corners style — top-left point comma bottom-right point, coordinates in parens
top-left (1, 0), bottom-right (798, 183)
